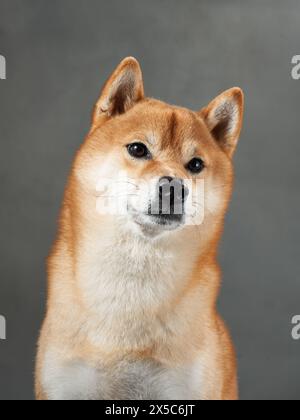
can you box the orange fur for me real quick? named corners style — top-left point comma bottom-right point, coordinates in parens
top-left (35, 58), bottom-right (244, 401)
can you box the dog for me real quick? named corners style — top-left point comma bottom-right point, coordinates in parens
top-left (35, 57), bottom-right (244, 400)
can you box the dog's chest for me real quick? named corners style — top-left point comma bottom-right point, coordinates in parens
top-left (43, 354), bottom-right (203, 400)
top-left (80, 236), bottom-right (193, 342)
top-left (47, 234), bottom-right (203, 399)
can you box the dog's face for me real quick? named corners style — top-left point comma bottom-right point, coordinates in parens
top-left (76, 58), bottom-right (244, 239)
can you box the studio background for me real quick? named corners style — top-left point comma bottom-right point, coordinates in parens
top-left (0, 0), bottom-right (300, 400)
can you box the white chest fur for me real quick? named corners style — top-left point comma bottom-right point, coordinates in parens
top-left (43, 351), bottom-right (204, 400)
top-left (76, 224), bottom-right (199, 349)
top-left (43, 223), bottom-right (204, 400)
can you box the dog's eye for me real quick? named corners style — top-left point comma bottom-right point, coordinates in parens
top-left (186, 158), bottom-right (205, 174)
top-left (127, 143), bottom-right (151, 159)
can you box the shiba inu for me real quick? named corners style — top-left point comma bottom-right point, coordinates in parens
top-left (35, 57), bottom-right (244, 400)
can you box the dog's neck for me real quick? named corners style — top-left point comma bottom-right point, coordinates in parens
top-left (74, 217), bottom-right (202, 308)
top-left (56, 198), bottom-right (221, 352)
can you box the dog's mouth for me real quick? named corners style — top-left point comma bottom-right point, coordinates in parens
top-left (147, 213), bottom-right (183, 226)
top-left (131, 212), bottom-right (184, 236)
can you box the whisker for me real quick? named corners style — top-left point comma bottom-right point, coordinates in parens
top-left (96, 193), bottom-right (139, 198)
top-left (113, 180), bottom-right (140, 188)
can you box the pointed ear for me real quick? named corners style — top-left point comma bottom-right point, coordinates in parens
top-left (92, 57), bottom-right (144, 127)
top-left (200, 88), bottom-right (244, 158)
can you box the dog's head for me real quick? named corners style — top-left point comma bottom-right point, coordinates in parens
top-left (75, 58), bottom-right (244, 239)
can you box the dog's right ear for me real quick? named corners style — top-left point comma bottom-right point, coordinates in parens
top-left (92, 57), bottom-right (144, 128)
top-left (199, 88), bottom-right (244, 158)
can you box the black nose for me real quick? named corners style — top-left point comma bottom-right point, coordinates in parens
top-left (158, 177), bottom-right (189, 216)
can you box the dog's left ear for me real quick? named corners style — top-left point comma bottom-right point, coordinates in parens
top-left (200, 88), bottom-right (244, 158)
top-left (92, 57), bottom-right (144, 128)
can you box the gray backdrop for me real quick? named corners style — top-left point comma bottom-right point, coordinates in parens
top-left (0, 0), bottom-right (300, 400)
